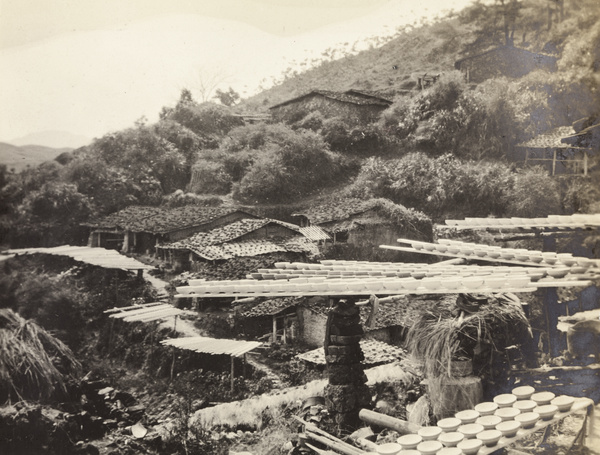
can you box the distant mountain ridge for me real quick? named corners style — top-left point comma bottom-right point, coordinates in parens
top-left (9, 130), bottom-right (91, 149)
top-left (0, 142), bottom-right (72, 172)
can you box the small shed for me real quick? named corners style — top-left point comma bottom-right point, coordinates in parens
top-left (83, 206), bottom-right (257, 254)
top-left (455, 45), bottom-right (557, 83)
top-left (241, 297), bottom-right (302, 343)
top-left (517, 125), bottom-right (596, 176)
top-left (269, 90), bottom-right (392, 126)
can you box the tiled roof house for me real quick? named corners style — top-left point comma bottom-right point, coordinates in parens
top-left (269, 90), bottom-right (392, 126)
top-left (83, 205), bottom-right (257, 254)
top-left (455, 45), bottom-right (557, 83)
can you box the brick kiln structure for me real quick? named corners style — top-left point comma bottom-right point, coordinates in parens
top-left (323, 298), bottom-right (371, 434)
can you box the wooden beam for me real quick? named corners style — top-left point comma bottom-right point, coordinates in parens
top-left (231, 356), bottom-right (235, 393)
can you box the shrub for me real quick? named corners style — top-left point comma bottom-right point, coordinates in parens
top-left (189, 159), bottom-right (233, 194)
top-left (505, 167), bottom-right (562, 217)
top-left (350, 153), bottom-right (561, 221)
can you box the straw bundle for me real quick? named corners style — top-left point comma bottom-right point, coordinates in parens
top-left (0, 309), bottom-right (81, 403)
top-left (406, 293), bottom-right (531, 379)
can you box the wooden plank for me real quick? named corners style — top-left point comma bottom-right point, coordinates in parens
top-left (174, 286), bottom-right (539, 299)
top-left (380, 244), bottom-right (549, 267)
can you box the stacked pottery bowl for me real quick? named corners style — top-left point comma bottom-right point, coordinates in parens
top-left (512, 385), bottom-right (535, 400)
top-left (552, 395), bottom-right (575, 412)
top-left (437, 418), bottom-right (462, 433)
top-left (397, 434), bottom-right (422, 451)
top-left (476, 429), bottom-right (502, 448)
top-left (438, 432), bottom-right (464, 448)
top-left (457, 439), bottom-right (482, 455)
top-left (515, 412), bottom-right (540, 429)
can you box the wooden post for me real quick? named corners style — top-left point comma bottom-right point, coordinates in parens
top-left (543, 235), bottom-right (560, 357)
top-left (243, 354), bottom-right (247, 379)
top-left (525, 148), bottom-right (529, 166)
top-left (230, 356), bottom-right (235, 393)
top-left (584, 151), bottom-right (588, 176)
top-left (170, 348), bottom-right (176, 382)
top-left (272, 316), bottom-right (277, 343)
top-left (552, 149), bottom-right (557, 176)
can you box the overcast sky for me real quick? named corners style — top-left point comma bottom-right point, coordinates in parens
top-left (0, 0), bottom-right (474, 144)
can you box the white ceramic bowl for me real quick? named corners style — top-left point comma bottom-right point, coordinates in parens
top-left (438, 432), bottom-right (464, 447)
top-left (475, 415), bottom-right (502, 430)
top-left (376, 442), bottom-right (403, 455)
top-left (536, 404), bottom-right (558, 421)
top-left (476, 429), bottom-right (502, 447)
top-left (458, 423), bottom-right (484, 439)
top-left (455, 410), bottom-right (480, 424)
top-left (397, 434), bottom-right (423, 450)
top-left (437, 418), bottom-right (462, 433)
top-left (474, 402), bottom-right (498, 416)
top-left (513, 400), bottom-right (537, 413)
top-left (495, 420), bottom-right (521, 438)
top-left (512, 385), bottom-right (535, 400)
top-left (457, 438), bottom-right (482, 455)
top-left (416, 440), bottom-right (443, 455)
top-left (418, 426), bottom-right (443, 441)
top-left (495, 407), bottom-right (520, 421)
top-left (493, 394), bottom-right (517, 408)
top-left (531, 391), bottom-right (555, 406)
top-left (434, 447), bottom-right (462, 455)
top-left (438, 448), bottom-right (462, 455)
top-left (515, 412), bottom-right (539, 429)
top-left (551, 395), bottom-right (575, 412)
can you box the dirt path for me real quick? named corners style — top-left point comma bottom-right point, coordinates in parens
top-left (245, 353), bottom-right (284, 389)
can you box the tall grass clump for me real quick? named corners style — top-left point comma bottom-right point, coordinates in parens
top-left (0, 309), bottom-right (81, 403)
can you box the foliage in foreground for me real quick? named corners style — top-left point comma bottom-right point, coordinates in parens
top-left (0, 309), bottom-right (81, 403)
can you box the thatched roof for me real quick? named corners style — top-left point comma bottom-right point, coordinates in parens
top-left (517, 126), bottom-right (577, 149)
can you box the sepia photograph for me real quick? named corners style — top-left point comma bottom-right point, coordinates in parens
top-left (0, 0), bottom-right (599, 454)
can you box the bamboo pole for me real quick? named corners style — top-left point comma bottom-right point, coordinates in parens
top-left (358, 409), bottom-right (422, 435)
top-left (293, 417), bottom-right (364, 455)
top-left (304, 431), bottom-right (365, 455)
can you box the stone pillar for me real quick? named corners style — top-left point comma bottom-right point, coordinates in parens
top-left (323, 298), bottom-right (371, 435)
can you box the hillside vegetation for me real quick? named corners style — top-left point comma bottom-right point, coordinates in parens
top-left (0, 0), bottom-right (599, 248)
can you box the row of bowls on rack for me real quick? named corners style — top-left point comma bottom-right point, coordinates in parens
top-left (176, 275), bottom-right (536, 295)
top-left (372, 388), bottom-right (575, 455)
top-left (444, 214), bottom-right (600, 227)
top-left (410, 242), bottom-right (594, 267)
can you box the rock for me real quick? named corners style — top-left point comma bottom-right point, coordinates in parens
top-left (127, 404), bottom-right (146, 415)
top-left (114, 391), bottom-right (136, 407)
top-left (98, 387), bottom-right (115, 396)
top-left (103, 419), bottom-right (118, 429)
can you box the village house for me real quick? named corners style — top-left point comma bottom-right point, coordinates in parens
top-left (516, 114), bottom-right (600, 176)
top-left (291, 197), bottom-right (432, 260)
top-left (156, 217), bottom-right (323, 271)
top-left (454, 45), bottom-right (557, 83)
top-left (83, 205), bottom-right (257, 254)
top-left (269, 89), bottom-right (392, 126)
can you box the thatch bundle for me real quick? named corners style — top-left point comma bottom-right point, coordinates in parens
top-left (0, 309), bottom-right (81, 403)
top-left (406, 293), bottom-right (531, 379)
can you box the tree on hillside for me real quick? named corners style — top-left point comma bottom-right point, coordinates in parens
top-left (161, 90), bottom-right (243, 147)
top-left (214, 87), bottom-right (240, 107)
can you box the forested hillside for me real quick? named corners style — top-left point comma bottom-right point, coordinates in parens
top-left (0, 0), bottom-right (599, 249)
top-left (241, 0), bottom-right (599, 110)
